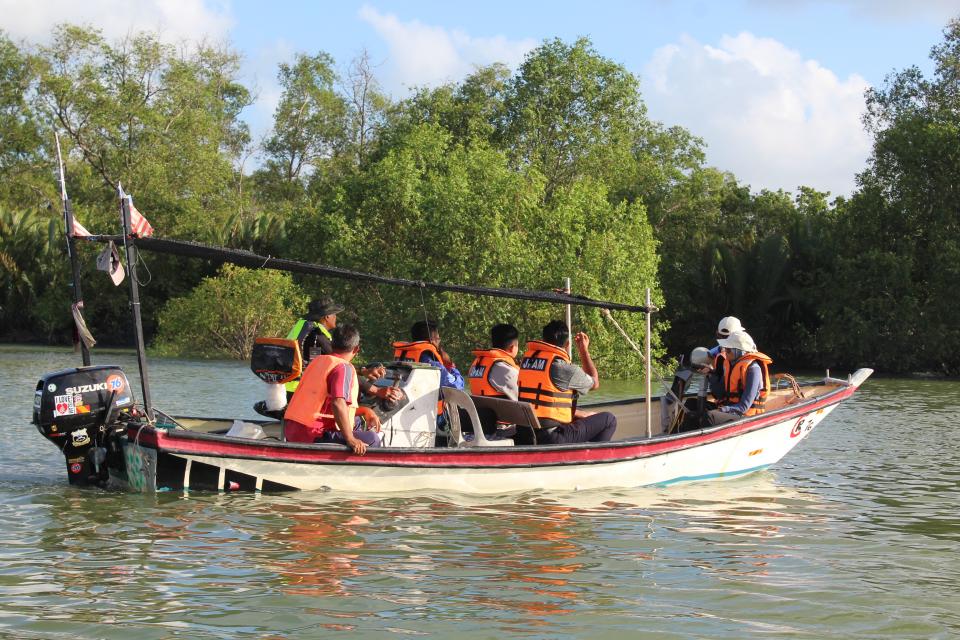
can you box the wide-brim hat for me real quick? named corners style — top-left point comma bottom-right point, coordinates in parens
top-left (307, 298), bottom-right (344, 320)
top-left (717, 330), bottom-right (756, 353)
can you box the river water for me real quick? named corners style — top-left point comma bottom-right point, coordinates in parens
top-left (1, 346), bottom-right (958, 639)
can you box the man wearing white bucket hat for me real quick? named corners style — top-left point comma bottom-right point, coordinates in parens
top-left (694, 316), bottom-right (755, 393)
top-left (704, 330), bottom-right (773, 425)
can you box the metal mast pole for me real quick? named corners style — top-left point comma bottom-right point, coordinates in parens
top-left (645, 288), bottom-right (652, 438)
top-left (55, 132), bottom-right (90, 366)
top-left (565, 277), bottom-right (572, 358)
top-left (119, 190), bottom-right (154, 421)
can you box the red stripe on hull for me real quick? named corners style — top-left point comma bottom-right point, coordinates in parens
top-left (129, 386), bottom-right (853, 468)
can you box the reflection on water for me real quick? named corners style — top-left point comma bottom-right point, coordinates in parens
top-left (2, 347), bottom-right (959, 637)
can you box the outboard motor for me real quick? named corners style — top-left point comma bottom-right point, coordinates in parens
top-left (661, 347), bottom-right (714, 434)
top-left (250, 337), bottom-right (302, 420)
top-left (33, 365), bottom-right (134, 487)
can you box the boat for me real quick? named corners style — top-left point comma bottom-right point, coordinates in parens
top-left (33, 357), bottom-right (871, 493)
top-left (31, 162), bottom-right (872, 494)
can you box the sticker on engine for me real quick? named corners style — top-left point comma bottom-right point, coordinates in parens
top-left (54, 394), bottom-right (77, 417)
top-left (106, 374), bottom-right (125, 392)
top-left (70, 462), bottom-right (83, 474)
top-left (71, 429), bottom-right (91, 447)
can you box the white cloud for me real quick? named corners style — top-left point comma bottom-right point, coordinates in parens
top-left (644, 32), bottom-right (872, 196)
top-left (751, 0), bottom-right (959, 24)
top-left (0, 0), bottom-right (233, 45)
top-left (358, 5), bottom-right (536, 94)
top-left (242, 39), bottom-right (295, 145)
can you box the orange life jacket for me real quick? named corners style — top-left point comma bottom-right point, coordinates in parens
top-left (393, 340), bottom-right (445, 414)
top-left (722, 352), bottom-right (773, 416)
top-left (468, 348), bottom-right (519, 397)
top-left (712, 351), bottom-right (727, 377)
top-left (517, 340), bottom-right (575, 423)
top-left (392, 340), bottom-right (442, 364)
top-left (709, 350), bottom-right (728, 402)
top-left (284, 354), bottom-right (359, 440)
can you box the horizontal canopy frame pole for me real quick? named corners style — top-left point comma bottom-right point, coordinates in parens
top-left (84, 235), bottom-right (654, 313)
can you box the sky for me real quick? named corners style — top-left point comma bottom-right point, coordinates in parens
top-left (3, 0), bottom-right (957, 197)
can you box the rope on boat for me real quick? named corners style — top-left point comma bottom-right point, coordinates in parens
top-left (80, 235), bottom-right (654, 313)
top-left (773, 373), bottom-right (805, 402)
top-left (600, 309), bottom-right (675, 399)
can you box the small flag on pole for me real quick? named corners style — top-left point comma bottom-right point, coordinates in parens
top-left (117, 183), bottom-right (155, 237)
top-left (127, 198), bottom-right (154, 237)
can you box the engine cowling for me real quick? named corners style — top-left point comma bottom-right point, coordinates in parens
top-left (33, 365), bottom-right (134, 486)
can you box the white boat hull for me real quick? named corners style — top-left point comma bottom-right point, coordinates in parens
top-left (119, 381), bottom-right (850, 494)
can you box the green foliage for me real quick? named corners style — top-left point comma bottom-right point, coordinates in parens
top-left (812, 250), bottom-right (918, 372)
top-left (7, 20), bottom-right (960, 377)
top-left (12, 24), bottom-right (259, 344)
top-left (500, 38), bottom-right (647, 201)
top-left (0, 32), bottom-right (50, 211)
top-left (263, 52), bottom-right (346, 183)
top-left (0, 208), bottom-right (66, 337)
top-left (392, 64), bottom-right (510, 146)
top-left (33, 25), bottom-right (251, 239)
top-left (286, 119), bottom-right (661, 376)
top-left (154, 265), bottom-right (306, 359)
top-left (342, 49), bottom-right (391, 165)
top-left (812, 17), bottom-right (960, 374)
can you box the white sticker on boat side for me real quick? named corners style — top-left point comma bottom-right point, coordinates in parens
top-left (790, 415), bottom-right (816, 439)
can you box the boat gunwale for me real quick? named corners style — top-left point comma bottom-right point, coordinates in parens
top-left (126, 381), bottom-right (855, 469)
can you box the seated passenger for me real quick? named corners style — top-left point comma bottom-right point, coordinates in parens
top-left (468, 323), bottom-right (521, 438)
top-left (468, 323), bottom-right (520, 400)
top-left (285, 297), bottom-right (399, 404)
top-left (393, 320), bottom-right (465, 390)
top-left (283, 324), bottom-right (382, 455)
top-left (697, 316), bottom-right (755, 401)
top-left (704, 330), bottom-right (773, 426)
top-left (517, 320), bottom-right (616, 444)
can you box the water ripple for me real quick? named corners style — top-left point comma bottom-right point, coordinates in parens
top-left (1, 350), bottom-right (958, 638)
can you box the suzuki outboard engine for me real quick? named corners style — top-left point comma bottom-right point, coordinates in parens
top-left (33, 365), bottom-right (134, 487)
top-left (661, 347), bottom-right (714, 434)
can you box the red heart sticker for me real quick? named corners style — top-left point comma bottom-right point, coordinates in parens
top-left (56, 402), bottom-right (68, 413)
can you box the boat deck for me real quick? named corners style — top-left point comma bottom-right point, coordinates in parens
top-left (164, 378), bottom-right (843, 445)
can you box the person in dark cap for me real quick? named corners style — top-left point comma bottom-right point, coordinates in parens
top-left (285, 297), bottom-right (344, 396)
top-left (286, 297), bottom-right (401, 404)
top-left (303, 297), bottom-right (345, 359)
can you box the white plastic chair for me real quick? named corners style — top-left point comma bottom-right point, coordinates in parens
top-left (441, 388), bottom-right (514, 447)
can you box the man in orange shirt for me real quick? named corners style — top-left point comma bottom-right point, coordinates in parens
top-left (283, 324), bottom-right (381, 455)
